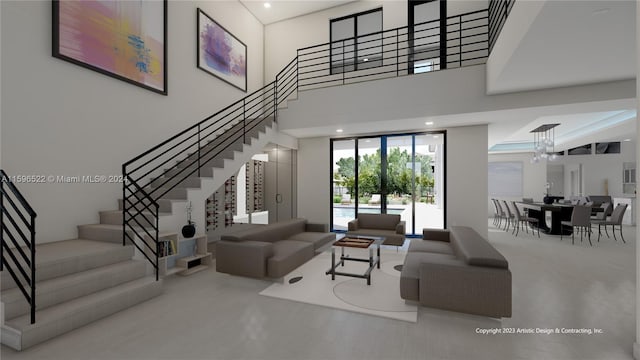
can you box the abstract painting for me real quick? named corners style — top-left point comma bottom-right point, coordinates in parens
top-left (197, 8), bottom-right (247, 92)
top-left (53, 0), bottom-right (167, 95)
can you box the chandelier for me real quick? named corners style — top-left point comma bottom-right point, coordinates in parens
top-left (530, 123), bottom-right (559, 163)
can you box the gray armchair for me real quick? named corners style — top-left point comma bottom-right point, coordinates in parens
top-left (347, 213), bottom-right (406, 246)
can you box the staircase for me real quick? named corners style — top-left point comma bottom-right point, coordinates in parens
top-left (0, 112), bottom-right (280, 351)
top-left (0, 239), bottom-right (162, 350)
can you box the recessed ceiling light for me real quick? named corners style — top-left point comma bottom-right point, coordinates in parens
top-left (425, 121), bottom-right (434, 126)
top-left (264, 2), bottom-right (271, 9)
top-left (336, 129), bottom-right (343, 133)
top-left (363, 58), bottom-right (369, 62)
top-left (624, 138), bottom-right (632, 142)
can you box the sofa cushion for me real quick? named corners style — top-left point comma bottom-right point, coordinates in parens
top-left (287, 232), bottom-right (335, 250)
top-left (267, 240), bottom-right (314, 278)
top-left (222, 218), bottom-right (307, 243)
top-left (400, 251), bottom-right (459, 301)
top-left (408, 239), bottom-right (454, 255)
top-left (450, 227), bottom-right (508, 269)
top-left (357, 213), bottom-right (400, 230)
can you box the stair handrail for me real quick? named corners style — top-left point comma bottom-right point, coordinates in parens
top-left (122, 8), bottom-right (492, 279)
top-left (0, 169), bottom-right (37, 324)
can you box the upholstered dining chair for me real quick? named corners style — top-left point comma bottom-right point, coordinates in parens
top-left (502, 200), bottom-right (514, 232)
top-left (493, 199), bottom-right (506, 229)
top-left (510, 201), bottom-right (539, 237)
top-left (491, 199), bottom-right (501, 227)
top-left (560, 205), bottom-right (592, 246)
top-left (591, 203), bottom-right (628, 243)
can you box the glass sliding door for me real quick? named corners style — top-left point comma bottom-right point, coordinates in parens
top-left (385, 136), bottom-right (415, 233)
top-left (332, 139), bottom-right (356, 230)
top-left (330, 132), bottom-right (445, 235)
top-left (415, 134), bottom-right (444, 230)
top-left (357, 137), bottom-right (382, 215)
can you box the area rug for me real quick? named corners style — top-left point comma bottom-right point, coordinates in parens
top-left (259, 249), bottom-right (417, 322)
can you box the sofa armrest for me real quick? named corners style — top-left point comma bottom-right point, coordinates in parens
top-left (348, 219), bottom-right (359, 231)
top-left (422, 228), bottom-right (450, 242)
top-left (419, 261), bottom-right (512, 317)
top-left (216, 240), bottom-right (274, 278)
top-left (396, 221), bottom-right (406, 235)
top-left (306, 222), bottom-right (328, 232)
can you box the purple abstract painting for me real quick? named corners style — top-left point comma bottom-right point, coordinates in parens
top-left (197, 9), bottom-right (247, 92)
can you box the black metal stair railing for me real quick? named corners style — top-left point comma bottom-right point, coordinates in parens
top-left (122, 9), bottom-right (491, 280)
top-left (0, 169), bottom-right (37, 324)
top-left (488, 0), bottom-right (516, 53)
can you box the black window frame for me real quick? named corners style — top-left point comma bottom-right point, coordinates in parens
top-left (329, 7), bottom-right (383, 75)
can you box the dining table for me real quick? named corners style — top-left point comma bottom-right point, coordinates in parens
top-left (517, 202), bottom-right (603, 235)
top-left (518, 202), bottom-right (573, 235)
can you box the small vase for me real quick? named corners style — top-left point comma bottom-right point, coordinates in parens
top-left (181, 223), bottom-right (196, 238)
top-left (543, 196), bottom-right (553, 205)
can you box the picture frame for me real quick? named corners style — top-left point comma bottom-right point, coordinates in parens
top-left (197, 8), bottom-right (247, 92)
top-left (52, 0), bottom-right (168, 95)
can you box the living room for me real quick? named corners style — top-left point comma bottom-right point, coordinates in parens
top-left (1, 0), bottom-right (638, 359)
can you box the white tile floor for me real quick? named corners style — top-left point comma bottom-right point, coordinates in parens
top-left (1, 220), bottom-right (635, 360)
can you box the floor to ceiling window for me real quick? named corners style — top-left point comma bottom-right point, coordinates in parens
top-left (331, 132), bottom-right (445, 235)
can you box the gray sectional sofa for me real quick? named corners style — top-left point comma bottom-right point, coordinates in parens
top-left (347, 213), bottom-right (406, 246)
top-left (400, 226), bottom-right (512, 318)
top-left (216, 218), bottom-right (335, 278)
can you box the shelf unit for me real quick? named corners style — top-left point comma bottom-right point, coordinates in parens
top-left (206, 175), bottom-right (237, 231)
top-left (146, 233), bottom-right (212, 276)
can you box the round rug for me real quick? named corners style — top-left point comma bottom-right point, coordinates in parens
top-left (333, 271), bottom-right (414, 312)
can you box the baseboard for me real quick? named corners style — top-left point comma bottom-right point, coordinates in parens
top-left (634, 342), bottom-right (640, 359)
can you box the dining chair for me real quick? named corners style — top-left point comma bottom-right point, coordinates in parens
top-left (510, 201), bottom-right (539, 237)
top-left (591, 203), bottom-right (628, 243)
top-left (494, 199), bottom-right (507, 229)
top-left (491, 199), bottom-right (501, 226)
top-left (502, 200), bottom-right (514, 232)
top-left (590, 202), bottom-right (610, 221)
top-left (560, 205), bottom-right (592, 246)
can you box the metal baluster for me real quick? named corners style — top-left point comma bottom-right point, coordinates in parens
top-left (197, 125), bottom-right (201, 177)
top-left (0, 180), bottom-right (4, 271)
top-left (396, 28), bottom-right (399, 76)
top-left (29, 214), bottom-right (36, 324)
top-left (459, 15), bottom-right (463, 68)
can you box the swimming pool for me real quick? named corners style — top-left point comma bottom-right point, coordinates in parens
top-left (333, 207), bottom-right (404, 219)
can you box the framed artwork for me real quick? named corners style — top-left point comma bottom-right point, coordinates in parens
top-left (197, 8), bottom-right (247, 92)
top-left (52, 0), bottom-right (168, 95)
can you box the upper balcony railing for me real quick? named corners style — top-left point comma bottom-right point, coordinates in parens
top-left (294, 9), bottom-right (489, 93)
top-left (488, 0), bottom-right (516, 53)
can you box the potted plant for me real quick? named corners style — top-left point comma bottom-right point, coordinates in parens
top-left (182, 202), bottom-right (196, 238)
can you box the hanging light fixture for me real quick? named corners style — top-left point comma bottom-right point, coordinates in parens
top-left (530, 123), bottom-right (559, 163)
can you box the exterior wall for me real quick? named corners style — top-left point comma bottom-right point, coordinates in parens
top-left (1, 0), bottom-right (264, 243)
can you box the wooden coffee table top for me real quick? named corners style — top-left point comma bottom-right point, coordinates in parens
top-left (333, 237), bottom-right (375, 248)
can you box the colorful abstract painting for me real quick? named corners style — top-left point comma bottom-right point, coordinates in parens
top-left (197, 9), bottom-right (247, 92)
top-left (53, 0), bottom-right (167, 95)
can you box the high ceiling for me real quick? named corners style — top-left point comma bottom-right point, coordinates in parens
top-left (240, 0), bottom-right (355, 25)
top-left (245, 0), bottom-right (636, 150)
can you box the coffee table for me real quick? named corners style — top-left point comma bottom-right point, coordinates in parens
top-left (325, 235), bottom-right (384, 285)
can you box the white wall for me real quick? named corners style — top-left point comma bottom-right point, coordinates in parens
top-left (296, 125), bottom-right (489, 239)
top-left (1, 1), bottom-right (264, 243)
top-left (447, 125), bottom-right (488, 238)
top-left (296, 137), bottom-right (331, 225)
top-left (265, 0), bottom-right (488, 81)
top-left (487, 152), bottom-right (547, 217)
top-left (556, 141), bottom-right (636, 198)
